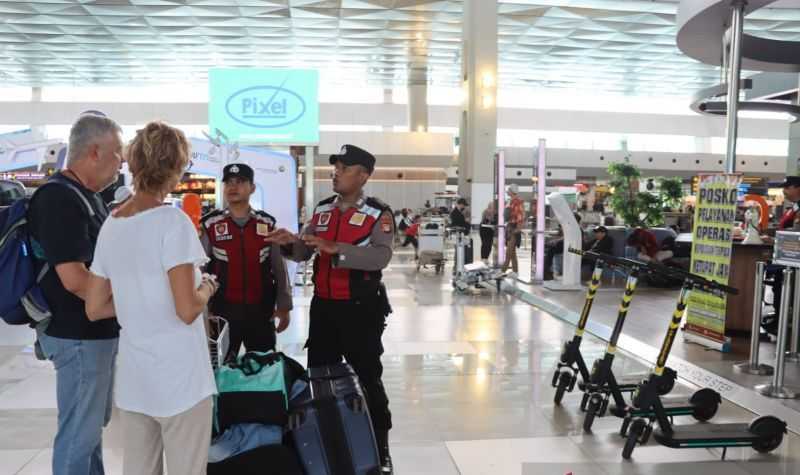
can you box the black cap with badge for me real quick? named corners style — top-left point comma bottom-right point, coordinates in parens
top-left (329, 144), bottom-right (376, 174)
top-left (777, 176), bottom-right (800, 188)
top-left (222, 163), bottom-right (254, 183)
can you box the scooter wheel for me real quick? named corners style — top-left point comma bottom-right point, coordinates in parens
top-left (656, 367), bottom-right (677, 395)
top-left (568, 373), bottom-right (578, 392)
top-left (640, 423), bottom-right (653, 444)
top-left (580, 393), bottom-right (590, 412)
top-left (599, 396), bottom-right (610, 416)
top-left (753, 433), bottom-right (784, 454)
top-left (622, 418), bottom-right (646, 460)
top-left (690, 388), bottom-right (721, 422)
top-left (551, 370), bottom-right (561, 388)
top-left (750, 416), bottom-right (787, 453)
top-left (554, 372), bottom-right (571, 406)
top-left (619, 417), bottom-right (631, 438)
top-left (583, 394), bottom-right (603, 432)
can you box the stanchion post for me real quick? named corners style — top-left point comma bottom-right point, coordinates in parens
top-left (734, 261), bottom-right (774, 375)
top-left (756, 268), bottom-right (800, 398)
top-left (786, 267), bottom-right (800, 362)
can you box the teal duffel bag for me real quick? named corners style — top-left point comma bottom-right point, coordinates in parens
top-left (214, 351), bottom-right (304, 434)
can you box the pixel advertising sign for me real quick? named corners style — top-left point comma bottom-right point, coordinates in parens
top-left (209, 68), bottom-right (319, 144)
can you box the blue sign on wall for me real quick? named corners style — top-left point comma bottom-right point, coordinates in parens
top-left (209, 69), bottom-right (319, 144)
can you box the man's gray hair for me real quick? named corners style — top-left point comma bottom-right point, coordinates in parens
top-left (66, 113), bottom-right (122, 166)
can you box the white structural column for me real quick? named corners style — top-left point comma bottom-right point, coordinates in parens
top-left (788, 75), bottom-right (800, 175)
top-left (382, 88), bottom-right (393, 132)
top-left (459, 0), bottom-right (498, 224)
top-left (31, 87), bottom-right (45, 139)
top-left (408, 65), bottom-right (428, 132)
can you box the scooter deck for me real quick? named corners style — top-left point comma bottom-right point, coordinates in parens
top-left (578, 381), bottom-right (639, 393)
top-left (610, 399), bottom-right (697, 418)
top-left (654, 423), bottom-right (757, 448)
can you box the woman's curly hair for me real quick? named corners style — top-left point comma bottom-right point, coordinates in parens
top-left (126, 121), bottom-right (190, 194)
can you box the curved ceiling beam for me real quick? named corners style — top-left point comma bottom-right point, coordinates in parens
top-left (694, 100), bottom-right (800, 122)
top-left (677, 0), bottom-right (800, 72)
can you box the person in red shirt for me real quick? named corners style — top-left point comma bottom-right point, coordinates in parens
top-left (627, 227), bottom-right (676, 263)
top-left (401, 215), bottom-right (421, 258)
top-left (502, 184), bottom-right (525, 273)
top-left (761, 176), bottom-right (800, 334)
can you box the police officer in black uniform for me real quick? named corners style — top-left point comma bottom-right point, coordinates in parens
top-left (266, 145), bottom-right (395, 474)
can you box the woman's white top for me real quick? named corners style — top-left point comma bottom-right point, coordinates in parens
top-left (91, 205), bottom-right (216, 417)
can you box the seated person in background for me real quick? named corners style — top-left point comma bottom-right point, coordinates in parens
top-left (402, 215), bottom-right (421, 259)
top-left (627, 227), bottom-right (673, 263)
top-left (585, 225), bottom-right (613, 255)
top-left (544, 213), bottom-right (584, 280)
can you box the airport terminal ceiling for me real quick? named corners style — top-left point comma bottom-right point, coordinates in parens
top-left (0, 0), bottom-right (797, 96)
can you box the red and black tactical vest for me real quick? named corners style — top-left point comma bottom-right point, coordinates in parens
top-left (311, 195), bottom-right (391, 300)
top-left (779, 205), bottom-right (799, 230)
top-left (202, 209), bottom-right (277, 313)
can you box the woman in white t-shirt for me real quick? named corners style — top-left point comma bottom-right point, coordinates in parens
top-left (85, 121), bottom-right (219, 475)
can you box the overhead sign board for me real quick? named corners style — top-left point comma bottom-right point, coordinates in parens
top-left (209, 68), bottom-right (319, 145)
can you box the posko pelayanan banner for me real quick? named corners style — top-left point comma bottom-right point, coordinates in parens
top-left (685, 173), bottom-right (741, 349)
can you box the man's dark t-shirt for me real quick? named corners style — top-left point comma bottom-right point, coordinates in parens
top-left (28, 172), bottom-right (119, 340)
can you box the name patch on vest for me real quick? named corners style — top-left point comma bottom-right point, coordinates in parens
top-left (348, 212), bottom-right (367, 227)
top-left (256, 222), bottom-right (270, 236)
top-left (317, 212), bottom-right (331, 226)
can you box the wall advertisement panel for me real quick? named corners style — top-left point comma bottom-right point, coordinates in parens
top-left (685, 173), bottom-right (741, 351)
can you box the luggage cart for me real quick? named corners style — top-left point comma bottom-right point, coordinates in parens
top-left (207, 315), bottom-right (230, 369)
top-left (451, 228), bottom-right (505, 293)
top-left (417, 218), bottom-right (446, 274)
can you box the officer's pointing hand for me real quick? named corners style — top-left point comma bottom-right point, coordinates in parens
top-left (302, 235), bottom-right (340, 255)
top-left (264, 228), bottom-right (299, 245)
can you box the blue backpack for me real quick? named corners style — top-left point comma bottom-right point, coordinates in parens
top-left (0, 180), bottom-right (95, 325)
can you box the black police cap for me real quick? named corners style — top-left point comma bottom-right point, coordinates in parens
top-left (777, 176), bottom-right (800, 188)
top-left (222, 163), bottom-right (254, 183)
top-left (329, 144), bottom-right (375, 174)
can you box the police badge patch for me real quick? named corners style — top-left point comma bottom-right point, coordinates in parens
top-left (318, 212), bottom-right (331, 226)
top-left (215, 222), bottom-right (229, 236)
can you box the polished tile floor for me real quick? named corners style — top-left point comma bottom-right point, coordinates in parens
top-left (0, 248), bottom-right (799, 474)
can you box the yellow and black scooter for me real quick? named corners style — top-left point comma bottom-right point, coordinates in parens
top-left (572, 251), bottom-right (721, 434)
top-left (552, 251), bottom-right (676, 406)
top-left (623, 265), bottom-right (786, 460)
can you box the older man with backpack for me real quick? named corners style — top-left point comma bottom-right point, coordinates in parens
top-left (0, 112), bottom-right (123, 475)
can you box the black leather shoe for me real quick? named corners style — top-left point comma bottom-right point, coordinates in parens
top-left (376, 430), bottom-right (393, 474)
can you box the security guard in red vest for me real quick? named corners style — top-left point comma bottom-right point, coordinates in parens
top-left (266, 145), bottom-right (395, 474)
top-left (201, 163), bottom-right (292, 362)
top-left (761, 176), bottom-right (800, 334)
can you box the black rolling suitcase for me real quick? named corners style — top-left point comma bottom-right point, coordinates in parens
top-left (289, 363), bottom-right (381, 475)
top-left (464, 237), bottom-right (474, 264)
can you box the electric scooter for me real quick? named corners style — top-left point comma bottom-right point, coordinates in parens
top-left (622, 266), bottom-right (786, 460)
top-left (575, 252), bottom-right (721, 434)
top-left (552, 253), bottom-right (676, 406)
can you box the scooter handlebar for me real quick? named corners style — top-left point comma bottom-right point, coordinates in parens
top-left (569, 248), bottom-right (738, 295)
